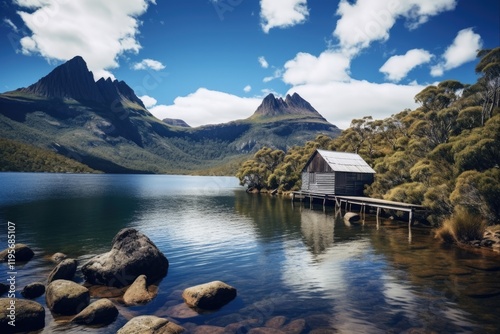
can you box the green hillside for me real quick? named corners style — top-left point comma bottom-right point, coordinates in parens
top-left (0, 137), bottom-right (97, 173)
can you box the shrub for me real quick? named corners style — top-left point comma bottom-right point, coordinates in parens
top-left (435, 206), bottom-right (486, 244)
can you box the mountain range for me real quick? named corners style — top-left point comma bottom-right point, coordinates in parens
top-left (0, 56), bottom-right (340, 174)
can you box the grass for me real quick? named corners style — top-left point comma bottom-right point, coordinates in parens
top-left (435, 206), bottom-right (486, 244)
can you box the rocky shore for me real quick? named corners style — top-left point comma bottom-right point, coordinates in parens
top-left (0, 228), bottom-right (239, 333)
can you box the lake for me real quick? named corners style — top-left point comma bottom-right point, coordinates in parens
top-left (0, 173), bottom-right (499, 333)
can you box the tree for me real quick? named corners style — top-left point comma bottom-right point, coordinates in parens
top-left (475, 48), bottom-right (500, 124)
top-left (236, 147), bottom-right (284, 190)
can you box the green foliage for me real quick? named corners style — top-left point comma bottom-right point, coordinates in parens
top-left (0, 138), bottom-right (97, 173)
top-left (236, 147), bottom-right (285, 190)
top-left (236, 48), bottom-right (500, 227)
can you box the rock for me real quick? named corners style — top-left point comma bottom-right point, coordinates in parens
top-left (48, 258), bottom-right (77, 283)
top-left (265, 316), bottom-right (287, 328)
top-left (0, 298), bottom-right (45, 332)
top-left (50, 252), bottom-right (67, 263)
top-left (164, 303), bottom-right (199, 319)
top-left (123, 274), bottom-right (155, 305)
top-left (81, 228), bottom-right (169, 287)
top-left (193, 325), bottom-right (226, 334)
top-left (72, 298), bottom-right (118, 326)
top-left (0, 243), bottom-right (34, 262)
top-left (117, 315), bottom-right (185, 334)
top-left (21, 282), bottom-right (45, 299)
top-left (344, 212), bottom-right (360, 224)
top-left (88, 285), bottom-right (125, 298)
top-left (46, 279), bottom-right (90, 315)
top-left (248, 328), bottom-right (285, 334)
top-left (182, 280), bottom-right (237, 310)
top-left (282, 319), bottom-right (306, 334)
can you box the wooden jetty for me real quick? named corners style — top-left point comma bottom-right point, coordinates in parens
top-left (291, 190), bottom-right (426, 225)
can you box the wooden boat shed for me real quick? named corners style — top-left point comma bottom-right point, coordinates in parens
top-left (301, 149), bottom-right (375, 196)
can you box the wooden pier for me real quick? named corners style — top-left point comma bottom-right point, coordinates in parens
top-left (291, 190), bottom-right (425, 225)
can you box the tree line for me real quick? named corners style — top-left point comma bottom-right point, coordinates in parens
top-left (237, 48), bottom-right (500, 229)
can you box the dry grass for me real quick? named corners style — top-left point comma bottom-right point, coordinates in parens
top-left (435, 206), bottom-right (486, 244)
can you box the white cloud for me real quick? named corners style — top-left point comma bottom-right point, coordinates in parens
top-left (139, 95), bottom-right (157, 109)
top-left (4, 18), bottom-right (19, 32)
top-left (148, 88), bottom-right (262, 127)
top-left (380, 49), bottom-right (433, 82)
top-left (133, 58), bottom-right (166, 71)
top-left (243, 85), bottom-right (252, 93)
top-left (288, 80), bottom-right (425, 129)
top-left (260, 0), bottom-right (309, 33)
top-left (15, 0), bottom-right (155, 79)
top-left (263, 68), bottom-right (283, 83)
top-left (258, 56), bottom-right (269, 68)
top-left (334, 0), bottom-right (456, 56)
top-left (283, 51), bottom-right (351, 85)
top-left (431, 28), bottom-right (483, 77)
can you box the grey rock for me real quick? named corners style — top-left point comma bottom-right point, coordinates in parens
top-left (48, 258), bottom-right (77, 282)
top-left (72, 298), bottom-right (118, 326)
top-left (182, 280), bottom-right (237, 310)
top-left (45, 279), bottom-right (90, 315)
top-left (81, 228), bottom-right (169, 287)
top-left (21, 282), bottom-right (45, 299)
top-left (0, 298), bottom-right (45, 332)
top-left (117, 315), bottom-right (185, 334)
top-left (0, 243), bottom-right (34, 262)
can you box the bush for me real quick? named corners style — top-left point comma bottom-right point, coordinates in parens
top-left (435, 206), bottom-right (486, 244)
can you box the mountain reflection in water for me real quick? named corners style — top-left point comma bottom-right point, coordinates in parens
top-left (0, 173), bottom-right (498, 333)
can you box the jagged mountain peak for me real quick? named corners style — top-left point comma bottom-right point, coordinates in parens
top-left (18, 56), bottom-right (144, 108)
top-left (252, 92), bottom-right (324, 119)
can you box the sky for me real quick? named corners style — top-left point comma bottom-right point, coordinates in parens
top-left (0, 0), bottom-right (498, 129)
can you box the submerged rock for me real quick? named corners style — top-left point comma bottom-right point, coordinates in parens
top-left (21, 282), bottom-right (46, 299)
top-left (46, 279), bottom-right (90, 315)
top-left (0, 243), bottom-right (34, 262)
top-left (123, 274), bottom-right (156, 305)
top-left (0, 298), bottom-right (45, 332)
top-left (81, 228), bottom-right (169, 287)
top-left (182, 280), bottom-right (237, 310)
top-left (72, 298), bottom-right (118, 326)
top-left (48, 258), bottom-right (77, 283)
top-left (117, 315), bottom-right (185, 334)
top-left (50, 252), bottom-right (67, 263)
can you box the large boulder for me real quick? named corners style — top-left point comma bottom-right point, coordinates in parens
top-left (123, 274), bottom-right (155, 305)
top-left (48, 258), bottom-right (77, 283)
top-left (0, 298), bottom-right (45, 332)
top-left (46, 279), bottom-right (90, 315)
top-left (81, 228), bottom-right (169, 287)
top-left (72, 298), bottom-right (118, 326)
top-left (182, 281), bottom-right (237, 310)
top-left (0, 243), bottom-right (34, 262)
top-left (117, 315), bottom-right (185, 334)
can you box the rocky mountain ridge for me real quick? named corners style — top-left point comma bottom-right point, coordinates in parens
top-left (0, 56), bottom-right (340, 174)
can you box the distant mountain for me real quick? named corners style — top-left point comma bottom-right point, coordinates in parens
top-left (162, 118), bottom-right (191, 127)
top-left (252, 93), bottom-right (324, 119)
top-left (0, 56), bottom-right (340, 174)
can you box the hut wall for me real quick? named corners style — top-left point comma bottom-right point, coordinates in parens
top-left (334, 172), bottom-right (374, 196)
top-left (301, 172), bottom-right (335, 193)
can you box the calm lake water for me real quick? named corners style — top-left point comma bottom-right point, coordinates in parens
top-left (0, 173), bottom-right (499, 333)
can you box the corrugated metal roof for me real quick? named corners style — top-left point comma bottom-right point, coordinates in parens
top-left (316, 149), bottom-right (376, 174)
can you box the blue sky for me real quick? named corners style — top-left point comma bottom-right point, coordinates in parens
top-left (0, 0), bottom-right (498, 129)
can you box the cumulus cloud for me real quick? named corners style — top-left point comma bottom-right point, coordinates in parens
top-left (244, 85), bottom-right (252, 93)
top-left (15, 0), bottom-right (155, 79)
top-left (133, 59), bottom-right (166, 71)
top-left (334, 0), bottom-right (456, 55)
top-left (283, 51), bottom-right (351, 85)
top-left (380, 49), bottom-right (433, 82)
top-left (148, 88), bottom-right (262, 127)
top-left (258, 56), bottom-right (269, 68)
top-left (139, 95), bottom-right (158, 109)
top-left (260, 0), bottom-right (309, 33)
top-left (431, 28), bottom-right (483, 77)
top-left (288, 80), bottom-right (425, 129)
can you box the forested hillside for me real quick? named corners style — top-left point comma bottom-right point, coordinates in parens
top-left (237, 48), bottom-right (500, 231)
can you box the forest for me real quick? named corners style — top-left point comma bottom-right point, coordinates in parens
top-left (236, 48), bottom-right (500, 243)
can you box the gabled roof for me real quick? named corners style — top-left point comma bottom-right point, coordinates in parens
top-left (304, 149), bottom-right (376, 174)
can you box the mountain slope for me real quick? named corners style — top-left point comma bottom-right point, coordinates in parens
top-left (0, 56), bottom-right (340, 174)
